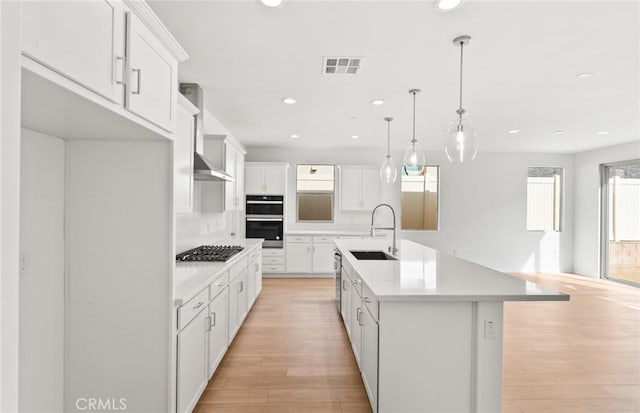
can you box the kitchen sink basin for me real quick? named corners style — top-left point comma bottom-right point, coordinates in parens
top-left (349, 250), bottom-right (398, 261)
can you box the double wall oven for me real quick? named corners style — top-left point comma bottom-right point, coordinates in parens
top-left (245, 195), bottom-right (284, 248)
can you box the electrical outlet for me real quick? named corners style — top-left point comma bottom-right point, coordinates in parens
top-left (19, 250), bottom-right (29, 276)
top-left (484, 320), bottom-right (497, 339)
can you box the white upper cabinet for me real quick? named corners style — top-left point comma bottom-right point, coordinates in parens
top-left (21, 0), bottom-right (126, 104)
top-left (20, 0), bottom-right (187, 136)
top-left (224, 143), bottom-right (245, 211)
top-left (174, 96), bottom-right (198, 214)
top-left (339, 166), bottom-right (381, 211)
top-left (245, 163), bottom-right (288, 195)
top-left (125, 12), bottom-right (177, 132)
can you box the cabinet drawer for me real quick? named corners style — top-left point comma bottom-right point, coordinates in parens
top-left (263, 248), bottom-right (284, 257)
top-left (362, 282), bottom-right (378, 321)
top-left (262, 256), bottom-right (284, 265)
top-left (229, 257), bottom-right (248, 281)
top-left (263, 264), bottom-right (285, 273)
top-left (287, 235), bottom-right (312, 243)
top-left (209, 271), bottom-right (229, 299)
top-left (178, 287), bottom-right (209, 331)
top-left (313, 235), bottom-right (336, 243)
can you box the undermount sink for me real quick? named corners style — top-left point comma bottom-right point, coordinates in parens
top-left (349, 250), bottom-right (398, 261)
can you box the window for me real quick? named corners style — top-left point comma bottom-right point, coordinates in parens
top-left (296, 164), bottom-right (335, 222)
top-left (400, 166), bottom-right (439, 230)
top-left (527, 167), bottom-right (563, 231)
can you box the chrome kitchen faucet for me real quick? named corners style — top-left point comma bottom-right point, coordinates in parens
top-left (370, 203), bottom-right (398, 255)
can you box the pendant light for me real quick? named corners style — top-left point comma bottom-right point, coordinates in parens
top-left (403, 89), bottom-right (426, 176)
top-left (380, 117), bottom-right (398, 184)
top-left (444, 35), bottom-right (478, 163)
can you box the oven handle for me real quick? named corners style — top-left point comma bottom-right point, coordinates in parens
top-left (247, 218), bottom-right (283, 222)
top-left (246, 201), bottom-right (283, 204)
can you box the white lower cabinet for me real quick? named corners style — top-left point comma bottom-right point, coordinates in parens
top-left (229, 270), bottom-right (248, 342)
top-left (361, 305), bottom-right (379, 412)
top-left (312, 243), bottom-right (335, 273)
top-left (286, 242), bottom-right (313, 273)
top-left (207, 289), bottom-right (228, 378)
top-left (177, 307), bottom-right (208, 413)
top-left (349, 279), bottom-right (363, 368)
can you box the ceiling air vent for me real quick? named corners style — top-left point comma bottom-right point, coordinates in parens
top-left (322, 56), bottom-right (363, 74)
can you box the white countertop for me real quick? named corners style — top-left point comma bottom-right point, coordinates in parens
top-left (334, 239), bottom-right (569, 302)
top-left (173, 239), bottom-right (263, 305)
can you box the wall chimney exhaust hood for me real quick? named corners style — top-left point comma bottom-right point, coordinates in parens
top-left (179, 83), bottom-right (234, 182)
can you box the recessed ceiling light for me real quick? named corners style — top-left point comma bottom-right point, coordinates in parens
top-left (281, 97), bottom-right (297, 104)
top-left (577, 72), bottom-right (593, 79)
top-left (434, 0), bottom-right (463, 12)
top-left (553, 130), bottom-right (565, 135)
top-left (507, 129), bottom-right (520, 134)
top-left (258, 0), bottom-right (283, 8)
top-left (290, 134), bottom-right (300, 139)
top-left (597, 131), bottom-right (609, 135)
top-left (351, 135), bottom-right (359, 139)
top-left (371, 99), bottom-right (385, 106)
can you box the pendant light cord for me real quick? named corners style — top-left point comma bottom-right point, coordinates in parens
top-left (387, 119), bottom-right (392, 157)
top-left (458, 41), bottom-right (464, 120)
top-left (412, 91), bottom-right (417, 146)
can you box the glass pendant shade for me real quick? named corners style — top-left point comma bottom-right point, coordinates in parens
top-left (444, 116), bottom-right (478, 163)
top-left (380, 155), bottom-right (398, 183)
top-left (403, 141), bottom-right (426, 176)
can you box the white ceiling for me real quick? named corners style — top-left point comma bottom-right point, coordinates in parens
top-left (149, 0), bottom-right (640, 153)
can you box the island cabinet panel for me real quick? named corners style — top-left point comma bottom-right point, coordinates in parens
top-left (349, 280), bottom-right (363, 368)
top-left (21, 0), bottom-right (125, 105)
top-left (378, 301), bottom-right (473, 413)
top-left (361, 306), bottom-right (379, 413)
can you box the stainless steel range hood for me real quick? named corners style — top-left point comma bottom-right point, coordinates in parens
top-left (179, 83), bottom-right (234, 182)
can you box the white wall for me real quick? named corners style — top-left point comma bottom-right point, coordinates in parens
top-left (247, 146), bottom-right (574, 273)
top-left (1, 2), bottom-right (21, 410)
top-left (19, 129), bottom-right (65, 412)
top-left (573, 140), bottom-right (640, 278)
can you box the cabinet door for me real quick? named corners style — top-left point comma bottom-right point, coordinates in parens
top-left (245, 165), bottom-right (264, 195)
top-left (237, 271), bottom-right (249, 323)
top-left (255, 254), bottom-right (263, 296)
top-left (126, 12), bottom-right (177, 132)
top-left (235, 153), bottom-right (245, 211)
top-left (340, 168), bottom-right (362, 211)
top-left (177, 309), bottom-right (208, 413)
top-left (228, 277), bottom-right (239, 343)
top-left (286, 243), bottom-right (312, 273)
top-left (207, 290), bottom-right (228, 378)
top-left (21, 0), bottom-right (125, 104)
top-left (361, 168), bottom-right (381, 210)
top-left (224, 144), bottom-right (236, 211)
top-left (174, 103), bottom-right (194, 214)
top-left (350, 285), bottom-right (362, 368)
top-left (263, 165), bottom-right (285, 195)
top-left (362, 307), bottom-right (379, 412)
top-left (247, 259), bottom-right (257, 307)
top-left (341, 270), bottom-right (351, 336)
top-left (312, 244), bottom-right (336, 273)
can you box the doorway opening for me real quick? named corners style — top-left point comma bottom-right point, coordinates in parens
top-left (601, 160), bottom-right (640, 285)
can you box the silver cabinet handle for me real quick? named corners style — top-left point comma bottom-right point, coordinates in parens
top-left (216, 281), bottom-right (226, 287)
top-left (356, 307), bottom-right (361, 323)
top-left (352, 279), bottom-right (360, 285)
top-left (210, 312), bottom-right (216, 327)
top-left (205, 316), bottom-right (211, 332)
top-left (131, 68), bottom-right (141, 94)
top-left (363, 297), bottom-right (371, 303)
top-left (342, 280), bottom-right (347, 291)
top-left (193, 301), bottom-right (204, 310)
top-left (238, 281), bottom-right (243, 292)
top-left (114, 56), bottom-right (125, 85)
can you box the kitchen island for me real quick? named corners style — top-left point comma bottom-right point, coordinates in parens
top-left (334, 239), bottom-right (569, 413)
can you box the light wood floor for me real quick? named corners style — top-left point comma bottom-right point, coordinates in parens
top-left (194, 275), bottom-right (640, 413)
